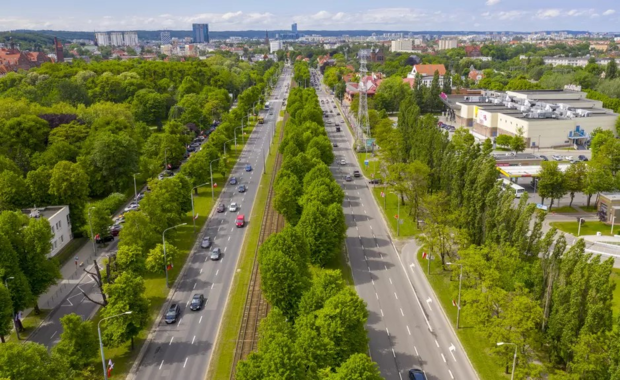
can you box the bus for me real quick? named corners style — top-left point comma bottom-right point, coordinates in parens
top-left (265, 102), bottom-right (270, 109)
top-left (498, 178), bottom-right (525, 198)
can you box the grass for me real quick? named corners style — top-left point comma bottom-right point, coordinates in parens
top-left (550, 221), bottom-right (614, 237)
top-left (8, 309), bottom-right (50, 342)
top-left (550, 205), bottom-right (578, 214)
top-left (95, 128), bottom-right (256, 379)
top-left (369, 186), bottom-right (418, 238)
top-left (581, 205), bottom-right (598, 213)
top-left (416, 248), bottom-right (509, 380)
top-left (206, 120), bottom-right (284, 380)
top-left (355, 152), bottom-right (380, 180)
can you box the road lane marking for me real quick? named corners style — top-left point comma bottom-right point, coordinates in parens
top-left (193, 283), bottom-right (196, 289)
top-left (200, 269), bottom-right (203, 274)
top-left (50, 331), bottom-right (57, 340)
top-left (414, 346), bottom-right (419, 356)
top-left (392, 348), bottom-right (396, 358)
top-left (216, 269), bottom-right (219, 276)
top-left (364, 255), bottom-right (367, 261)
top-left (394, 292), bottom-right (398, 300)
top-left (159, 360), bottom-right (164, 370)
top-left (426, 298), bottom-right (433, 311)
top-left (435, 339), bottom-right (439, 348)
top-left (228, 236), bottom-right (231, 241)
top-left (375, 293), bottom-right (379, 299)
top-left (231, 227), bottom-right (234, 232)
top-left (380, 309), bottom-right (384, 317)
top-left (441, 353), bottom-right (446, 363)
top-left (169, 337), bottom-right (174, 345)
top-left (410, 263), bottom-right (416, 269)
top-left (211, 283), bottom-right (214, 289)
top-left (389, 278), bottom-right (393, 284)
top-left (224, 247), bottom-right (227, 252)
top-left (183, 357), bottom-right (188, 368)
top-left (199, 316), bottom-right (203, 324)
top-left (449, 344), bottom-right (457, 361)
top-left (407, 325), bottom-right (411, 335)
top-left (384, 265), bottom-right (387, 270)
top-left (386, 328), bottom-right (389, 336)
top-left (186, 301), bottom-right (189, 307)
top-left (400, 308), bottom-right (404, 316)
top-left (371, 279), bottom-right (374, 285)
top-left (399, 372), bottom-right (403, 380)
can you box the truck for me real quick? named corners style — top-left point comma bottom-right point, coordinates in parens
top-left (258, 116), bottom-right (265, 124)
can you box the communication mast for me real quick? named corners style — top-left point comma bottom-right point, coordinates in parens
top-left (357, 49), bottom-right (370, 143)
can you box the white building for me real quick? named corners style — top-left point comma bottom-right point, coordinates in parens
top-left (407, 64), bottom-right (448, 87)
top-left (124, 32), bottom-right (139, 46)
top-left (391, 39), bottom-right (414, 52)
top-left (438, 38), bottom-right (458, 50)
top-left (519, 55), bottom-right (612, 68)
top-left (110, 32), bottom-right (124, 47)
top-left (95, 32), bottom-right (110, 47)
top-left (270, 40), bottom-right (283, 53)
top-left (23, 206), bottom-right (72, 258)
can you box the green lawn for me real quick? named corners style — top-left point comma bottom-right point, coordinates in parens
top-left (207, 120), bottom-right (283, 380)
top-left (581, 205), bottom-right (598, 213)
top-left (550, 221), bottom-right (614, 237)
top-left (550, 205), bottom-right (578, 214)
top-left (369, 186), bottom-right (418, 238)
top-left (355, 152), bottom-right (380, 180)
top-left (95, 130), bottom-right (255, 379)
top-left (9, 309), bottom-right (50, 342)
top-left (416, 249), bottom-right (510, 380)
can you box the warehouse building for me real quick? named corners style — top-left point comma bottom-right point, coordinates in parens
top-left (441, 88), bottom-right (618, 148)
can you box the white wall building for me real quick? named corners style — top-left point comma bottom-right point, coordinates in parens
top-left (95, 32), bottom-right (110, 47)
top-left (124, 32), bottom-right (139, 46)
top-left (438, 38), bottom-right (458, 50)
top-left (391, 39), bottom-right (414, 52)
top-left (24, 206), bottom-right (72, 258)
top-left (519, 55), bottom-right (612, 68)
top-left (110, 32), bottom-right (124, 46)
top-left (270, 40), bottom-right (283, 53)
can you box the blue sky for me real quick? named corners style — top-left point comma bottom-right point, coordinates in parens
top-left (1, 0), bottom-right (619, 32)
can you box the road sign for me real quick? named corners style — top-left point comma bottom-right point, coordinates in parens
top-left (213, 183), bottom-right (218, 188)
top-left (364, 160), bottom-right (369, 166)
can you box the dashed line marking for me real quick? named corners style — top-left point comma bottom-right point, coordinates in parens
top-left (389, 278), bottom-right (393, 285)
top-left (384, 265), bottom-right (388, 270)
top-left (441, 353), bottom-right (446, 363)
top-left (448, 370), bottom-right (454, 379)
top-left (159, 360), bottom-right (164, 370)
top-left (371, 279), bottom-right (374, 285)
top-left (414, 346), bottom-right (419, 356)
top-left (183, 357), bottom-right (188, 368)
top-left (211, 283), bottom-right (214, 289)
top-left (435, 339), bottom-right (440, 348)
top-left (375, 293), bottom-right (379, 299)
top-left (386, 328), bottom-right (390, 336)
top-left (216, 270), bottom-right (219, 276)
top-left (192, 336), bottom-right (196, 344)
top-left (200, 268), bottom-right (202, 274)
top-left (169, 337), bottom-right (174, 345)
top-left (199, 316), bottom-right (203, 324)
top-left (400, 308), bottom-right (404, 316)
top-left (50, 331), bottom-right (57, 340)
top-left (407, 325), bottom-right (411, 335)
top-left (394, 292), bottom-right (398, 300)
top-left (380, 309), bottom-right (384, 317)
top-left (392, 348), bottom-right (396, 358)
top-left (193, 283), bottom-right (196, 290)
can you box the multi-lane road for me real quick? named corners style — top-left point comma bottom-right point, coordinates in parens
top-left (129, 67), bottom-right (291, 380)
top-left (312, 69), bottom-right (479, 380)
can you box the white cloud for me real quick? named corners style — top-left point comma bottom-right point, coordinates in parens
top-left (603, 9), bottom-right (616, 16)
top-left (535, 9), bottom-right (562, 19)
top-left (486, 0), bottom-right (501, 5)
top-left (497, 10), bottom-right (527, 20)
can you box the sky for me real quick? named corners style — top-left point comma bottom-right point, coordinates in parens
top-left (1, 0), bottom-right (619, 32)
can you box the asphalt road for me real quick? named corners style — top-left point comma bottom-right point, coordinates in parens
top-left (312, 69), bottom-right (479, 380)
top-left (131, 68), bottom-right (291, 380)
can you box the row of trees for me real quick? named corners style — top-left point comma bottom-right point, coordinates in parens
top-left (371, 93), bottom-right (619, 377)
top-left (237, 66), bottom-right (382, 379)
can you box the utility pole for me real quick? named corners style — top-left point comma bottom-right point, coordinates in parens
top-left (357, 49), bottom-right (370, 147)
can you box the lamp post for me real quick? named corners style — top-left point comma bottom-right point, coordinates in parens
top-left (210, 158), bottom-right (224, 200)
top-left (98, 312), bottom-right (132, 380)
top-left (234, 126), bottom-right (244, 147)
top-left (88, 206), bottom-right (97, 257)
top-left (446, 262), bottom-right (463, 329)
top-left (496, 342), bottom-right (517, 380)
top-left (164, 147), bottom-right (169, 170)
top-left (223, 138), bottom-right (234, 156)
top-left (4, 277), bottom-right (19, 340)
top-left (132, 173), bottom-right (140, 202)
top-left (577, 217), bottom-right (586, 236)
top-left (191, 183), bottom-right (210, 233)
top-left (162, 223), bottom-right (187, 288)
top-left (612, 215), bottom-right (616, 235)
top-left (389, 192), bottom-right (400, 237)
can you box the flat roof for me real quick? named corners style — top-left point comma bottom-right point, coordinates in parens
top-left (22, 206), bottom-right (68, 220)
top-left (601, 192), bottom-right (620, 201)
top-left (493, 153), bottom-right (540, 161)
top-left (497, 164), bottom-right (571, 178)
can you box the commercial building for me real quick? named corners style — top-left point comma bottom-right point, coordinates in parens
top-left (270, 40), bottom-right (282, 53)
top-left (124, 32), bottom-right (139, 46)
top-left (438, 38), bottom-right (458, 50)
top-left (161, 31), bottom-right (171, 45)
top-left (391, 39), bottom-right (414, 52)
top-left (292, 23), bottom-right (297, 34)
top-left (22, 206), bottom-right (72, 258)
top-left (192, 23), bottom-right (209, 43)
top-left (95, 32), bottom-right (110, 46)
top-left (441, 88), bottom-right (619, 148)
top-left (406, 64), bottom-right (447, 87)
top-left (597, 193), bottom-right (620, 224)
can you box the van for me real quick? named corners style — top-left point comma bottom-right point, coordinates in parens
top-left (236, 214), bottom-right (245, 227)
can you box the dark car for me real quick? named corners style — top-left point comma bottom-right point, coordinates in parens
top-left (96, 234), bottom-right (114, 244)
top-left (333, 143), bottom-right (338, 148)
top-left (369, 178), bottom-right (382, 185)
top-left (211, 248), bottom-right (222, 261)
top-left (578, 155), bottom-right (589, 161)
top-left (189, 294), bottom-right (205, 311)
top-left (539, 155), bottom-right (549, 161)
top-left (109, 224), bottom-right (122, 236)
top-left (229, 177), bottom-right (238, 185)
top-left (344, 175), bottom-right (353, 182)
top-left (245, 164), bottom-right (253, 172)
top-left (353, 170), bottom-right (361, 178)
top-left (165, 304), bottom-right (181, 324)
top-left (238, 184), bottom-right (246, 193)
top-left (201, 236), bottom-right (212, 249)
top-left (408, 369), bottom-right (427, 380)
top-left (216, 203), bottom-right (226, 213)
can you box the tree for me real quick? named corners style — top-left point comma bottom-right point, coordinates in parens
top-left (583, 160), bottom-right (615, 207)
top-left (0, 342), bottom-right (72, 380)
top-left (0, 171), bottom-right (29, 211)
top-left (118, 211), bottom-right (159, 253)
top-left (299, 177), bottom-right (345, 207)
top-left (537, 161), bottom-right (567, 209)
top-left (49, 160), bottom-right (90, 232)
top-left (0, 115), bottom-right (50, 170)
top-left (26, 166), bottom-right (53, 206)
top-left (101, 272), bottom-right (149, 350)
top-left (496, 134), bottom-right (512, 148)
top-left (296, 202), bottom-right (340, 266)
top-left (374, 76), bottom-right (410, 113)
top-left (564, 162), bottom-right (587, 207)
top-left (606, 58), bottom-right (618, 80)
top-left (132, 89), bottom-right (168, 127)
top-left (115, 245), bottom-right (146, 275)
top-left (52, 313), bottom-right (98, 370)
top-left (306, 135), bottom-right (335, 165)
top-left (510, 127), bottom-right (527, 153)
top-left (0, 285), bottom-right (12, 343)
top-left (139, 175), bottom-right (192, 233)
top-left (298, 269), bottom-right (346, 315)
top-left (145, 243), bottom-right (179, 274)
top-left (83, 204), bottom-right (112, 241)
top-left (325, 353), bottom-right (383, 380)
top-left (274, 173), bottom-right (302, 225)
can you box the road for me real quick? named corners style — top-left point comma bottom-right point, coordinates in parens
top-left (312, 69), bottom-right (479, 380)
top-left (130, 67), bottom-right (291, 380)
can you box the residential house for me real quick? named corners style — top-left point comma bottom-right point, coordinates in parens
top-left (468, 67), bottom-right (485, 83)
top-left (406, 64), bottom-right (448, 87)
top-left (344, 72), bottom-right (384, 102)
top-left (464, 45), bottom-right (482, 58)
top-left (22, 206), bottom-right (72, 258)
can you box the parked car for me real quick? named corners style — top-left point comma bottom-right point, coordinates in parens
top-left (189, 294), bottom-right (205, 311)
top-left (211, 248), bottom-right (222, 261)
top-left (369, 178), bottom-right (382, 185)
top-left (353, 170), bottom-right (361, 178)
top-left (539, 155), bottom-right (549, 161)
top-left (229, 177), bottom-right (238, 185)
top-left (229, 202), bottom-right (238, 212)
top-left (109, 224), bottom-right (122, 236)
top-left (201, 236), bottom-right (212, 249)
top-left (551, 155), bottom-right (562, 161)
top-left (95, 234), bottom-right (114, 244)
top-left (333, 143), bottom-right (339, 148)
top-left (113, 215), bottom-right (125, 224)
top-left (565, 156), bottom-right (574, 161)
top-left (165, 304), bottom-right (181, 324)
top-left (124, 202), bottom-right (139, 213)
top-left (238, 185), bottom-right (246, 193)
top-left (408, 369), bottom-right (427, 380)
top-left (578, 155), bottom-right (588, 161)
top-left (245, 164), bottom-right (253, 172)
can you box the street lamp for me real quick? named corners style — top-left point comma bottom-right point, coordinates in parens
top-left (4, 277), bottom-right (19, 340)
top-left (88, 206), bottom-right (97, 257)
top-left (577, 217), bottom-right (586, 236)
top-left (164, 147), bottom-right (169, 171)
top-left (132, 173), bottom-right (141, 202)
top-left (98, 312), bottom-right (132, 380)
top-left (191, 182), bottom-right (210, 233)
top-left (162, 223), bottom-right (187, 288)
top-left (210, 158), bottom-right (225, 200)
top-left (496, 342), bottom-right (517, 380)
top-left (223, 138), bottom-right (235, 156)
top-left (234, 126), bottom-right (244, 147)
top-left (446, 262), bottom-right (463, 329)
top-left (612, 215), bottom-right (617, 236)
top-left (388, 192), bottom-right (401, 237)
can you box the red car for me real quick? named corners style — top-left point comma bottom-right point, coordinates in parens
top-left (236, 215), bottom-right (245, 228)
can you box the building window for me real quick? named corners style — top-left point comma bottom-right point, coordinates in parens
top-left (60, 235), bottom-right (64, 243)
top-left (67, 214), bottom-right (71, 226)
top-left (51, 226), bottom-right (55, 234)
top-left (58, 220), bottom-right (62, 229)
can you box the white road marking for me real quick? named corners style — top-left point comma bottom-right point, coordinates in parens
top-left (400, 308), bottom-right (404, 316)
top-left (394, 292), bottom-right (398, 300)
top-left (414, 346), bottom-right (419, 356)
top-left (369, 225), bottom-right (372, 230)
top-left (224, 247), bottom-right (227, 252)
top-left (186, 301), bottom-right (189, 307)
top-left (384, 265), bottom-right (387, 270)
top-left (211, 283), bottom-right (214, 289)
top-left (371, 279), bottom-right (374, 285)
top-left (159, 360), bottom-right (164, 370)
top-left (364, 255), bottom-right (367, 261)
top-left (231, 227), bottom-right (234, 232)
top-left (407, 325), bottom-right (411, 335)
top-left (441, 353), bottom-right (446, 363)
top-left (410, 263), bottom-right (416, 269)
top-left (199, 316), bottom-right (203, 324)
top-left (392, 348), bottom-right (396, 358)
top-left (449, 344), bottom-right (457, 361)
top-left (386, 328), bottom-right (389, 336)
top-left (200, 269), bottom-right (203, 274)
top-left (448, 370), bottom-right (454, 379)
top-left (169, 337), bottom-right (174, 345)
top-left (228, 236), bottom-right (231, 241)
top-left (435, 339), bottom-right (440, 348)
top-left (399, 372), bottom-right (403, 380)
top-left (426, 298), bottom-right (433, 311)
top-left (183, 357), bottom-right (188, 368)
top-left (380, 309), bottom-right (384, 317)
top-left (216, 269), bottom-right (219, 276)
top-left (375, 293), bottom-right (379, 299)
top-left (389, 278), bottom-right (393, 284)
top-left (193, 283), bottom-right (196, 290)
top-left (50, 331), bottom-right (57, 340)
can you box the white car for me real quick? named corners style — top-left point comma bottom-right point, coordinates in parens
top-left (229, 202), bottom-right (238, 212)
top-left (340, 159), bottom-right (346, 165)
top-left (124, 203), bottom-right (139, 212)
top-left (551, 155), bottom-right (562, 161)
top-left (565, 156), bottom-right (574, 161)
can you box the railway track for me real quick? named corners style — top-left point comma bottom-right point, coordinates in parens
top-left (231, 115), bottom-right (286, 378)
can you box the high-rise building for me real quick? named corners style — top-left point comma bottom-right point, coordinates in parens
top-left (161, 31), bottom-right (171, 45)
top-left (270, 40), bottom-right (282, 53)
top-left (391, 39), bottom-right (413, 52)
top-left (110, 32), bottom-right (124, 46)
top-left (124, 32), bottom-right (139, 46)
top-left (54, 37), bottom-right (64, 63)
top-left (292, 23), bottom-right (297, 34)
top-left (438, 38), bottom-right (458, 50)
top-left (192, 24), bottom-right (209, 43)
top-left (95, 32), bottom-right (110, 46)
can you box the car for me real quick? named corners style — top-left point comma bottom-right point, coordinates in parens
top-left (201, 236), bottom-right (212, 249)
top-left (124, 202), bottom-right (139, 213)
top-left (551, 154), bottom-right (562, 161)
top-left (158, 170), bottom-right (174, 180)
top-left (211, 248), bottom-right (222, 261)
top-left (113, 215), bottom-right (125, 224)
top-left (95, 234), bottom-right (114, 244)
top-left (335, 123), bottom-right (340, 126)
top-left (578, 155), bottom-right (589, 161)
top-left (109, 224), bottom-right (122, 236)
top-left (229, 177), bottom-right (238, 185)
top-left (565, 155), bottom-right (574, 161)
top-left (369, 178), bottom-right (382, 185)
top-left (340, 159), bottom-right (346, 165)
top-left (236, 214), bottom-right (245, 227)
top-left (245, 164), bottom-right (253, 172)
top-left (330, 110), bottom-right (334, 113)
top-left (269, 111), bottom-right (273, 115)
top-left (353, 170), bottom-right (361, 178)
top-left (539, 155), bottom-right (549, 161)
top-left (333, 143), bottom-right (339, 148)
top-left (216, 203), bottom-right (226, 213)
top-left (408, 369), bottom-right (427, 380)
top-left (229, 202), bottom-right (238, 212)
top-left (238, 184), bottom-right (246, 193)
top-left (344, 175), bottom-right (352, 182)
top-left (165, 304), bottom-right (181, 324)
top-left (189, 294), bottom-right (205, 311)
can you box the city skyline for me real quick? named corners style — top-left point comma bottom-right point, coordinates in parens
top-left (1, 1), bottom-right (620, 33)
